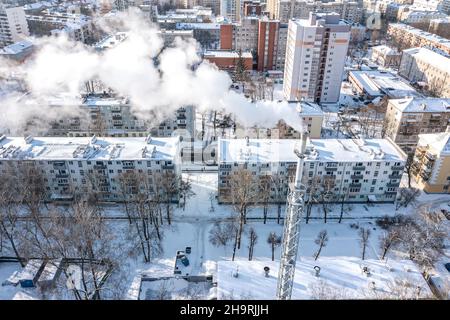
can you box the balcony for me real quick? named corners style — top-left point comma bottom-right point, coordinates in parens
top-left (387, 182), bottom-right (399, 188)
top-left (349, 183), bottom-right (361, 188)
top-left (388, 173), bottom-right (402, 179)
top-left (391, 166), bottom-right (404, 171)
top-left (162, 164), bottom-right (175, 170)
top-left (353, 165), bottom-right (365, 171)
top-left (351, 174), bottom-right (363, 180)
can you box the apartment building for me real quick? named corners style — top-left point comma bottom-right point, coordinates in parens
top-left (387, 23), bottom-right (450, 55)
top-left (217, 137), bottom-right (407, 203)
top-left (428, 17), bottom-right (450, 39)
top-left (266, 0), bottom-right (363, 24)
top-left (27, 12), bottom-right (95, 44)
top-left (219, 17), bottom-right (288, 71)
top-left (276, 101), bottom-right (324, 139)
top-left (412, 0), bottom-right (446, 11)
top-left (370, 45), bottom-right (402, 67)
top-left (203, 50), bottom-right (253, 70)
top-left (384, 97), bottom-right (450, 152)
top-left (0, 39), bottom-right (33, 61)
top-left (220, 0), bottom-right (241, 22)
top-left (412, 131), bottom-right (450, 193)
top-left (399, 47), bottom-right (450, 98)
top-left (396, 7), bottom-right (447, 25)
top-left (232, 16), bottom-right (259, 53)
top-left (158, 29), bottom-right (194, 46)
top-left (348, 70), bottom-right (419, 99)
top-left (0, 135), bottom-right (181, 202)
top-left (243, 0), bottom-right (263, 16)
top-left (283, 13), bottom-right (350, 104)
top-left (0, 5), bottom-right (30, 48)
top-left (37, 94), bottom-right (196, 140)
top-left (176, 22), bottom-right (221, 49)
top-left (274, 23), bottom-right (288, 71)
top-left (257, 18), bottom-right (279, 71)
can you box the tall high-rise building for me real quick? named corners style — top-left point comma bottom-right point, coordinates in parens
top-left (0, 5), bottom-right (29, 48)
top-left (257, 18), bottom-right (279, 71)
top-left (220, 0), bottom-right (241, 22)
top-left (283, 13), bottom-right (350, 104)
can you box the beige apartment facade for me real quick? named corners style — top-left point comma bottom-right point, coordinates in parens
top-left (399, 47), bottom-right (450, 98)
top-left (412, 132), bottom-right (450, 193)
top-left (384, 97), bottom-right (450, 153)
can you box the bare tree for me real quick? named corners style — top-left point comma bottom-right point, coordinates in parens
top-left (358, 228), bottom-right (371, 260)
top-left (305, 176), bottom-right (322, 224)
top-left (155, 171), bottom-right (180, 225)
top-left (229, 169), bottom-right (258, 250)
top-left (395, 188), bottom-right (421, 210)
top-left (209, 221), bottom-right (236, 249)
top-left (179, 177), bottom-right (195, 211)
top-left (258, 175), bottom-right (271, 224)
top-left (395, 209), bottom-right (447, 274)
top-left (0, 164), bottom-right (25, 266)
top-left (320, 177), bottom-right (335, 223)
top-left (309, 280), bottom-right (349, 300)
top-left (314, 230), bottom-right (329, 261)
top-left (208, 192), bottom-right (216, 212)
top-left (247, 227), bottom-right (258, 261)
top-left (23, 199), bottom-right (119, 300)
top-left (404, 153), bottom-right (414, 189)
top-left (379, 229), bottom-right (400, 260)
top-left (267, 232), bottom-right (282, 261)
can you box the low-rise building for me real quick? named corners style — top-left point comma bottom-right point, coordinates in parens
top-left (0, 135), bottom-right (181, 202)
top-left (218, 137), bottom-right (406, 203)
top-left (387, 23), bottom-right (450, 55)
top-left (27, 12), bottom-right (96, 44)
top-left (384, 97), bottom-right (450, 152)
top-left (412, 131), bottom-right (450, 193)
top-left (176, 22), bottom-right (221, 49)
top-left (428, 17), bottom-right (450, 39)
top-left (276, 101), bottom-right (324, 139)
top-left (370, 45), bottom-right (402, 67)
top-left (399, 47), bottom-right (450, 98)
top-left (348, 70), bottom-right (419, 99)
top-left (203, 50), bottom-right (253, 71)
top-left (158, 29), bottom-right (194, 46)
top-left (0, 40), bottom-right (33, 61)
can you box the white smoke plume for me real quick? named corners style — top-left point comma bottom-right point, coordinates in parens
top-left (0, 9), bottom-right (303, 135)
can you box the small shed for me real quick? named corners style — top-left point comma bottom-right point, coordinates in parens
top-left (37, 259), bottom-right (63, 288)
top-left (17, 259), bottom-right (46, 288)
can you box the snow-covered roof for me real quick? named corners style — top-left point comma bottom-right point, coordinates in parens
top-left (389, 97), bottom-right (450, 113)
top-left (216, 258), bottom-right (433, 299)
top-left (204, 51), bottom-right (253, 59)
top-left (94, 32), bottom-right (128, 50)
top-left (403, 47), bottom-right (450, 74)
top-left (288, 101), bottom-right (324, 116)
top-left (0, 40), bottom-right (34, 55)
top-left (417, 132), bottom-right (450, 156)
top-left (0, 136), bottom-right (179, 161)
top-left (218, 138), bottom-right (406, 163)
top-left (372, 45), bottom-right (400, 56)
top-left (176, 22), bottom-right (220, 30)
top-left (349, 70), bottom-right (419, 98)
top-left (389, 23), bottom-right (450, 51)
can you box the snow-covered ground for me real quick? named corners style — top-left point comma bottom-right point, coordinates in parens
top-left (1, 171), bottom-right (449, 300)
top-left (217, 257), bottom-right (433, 299)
